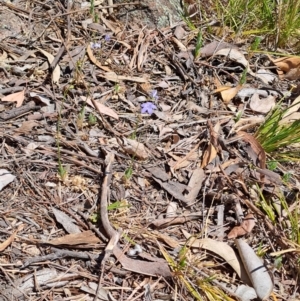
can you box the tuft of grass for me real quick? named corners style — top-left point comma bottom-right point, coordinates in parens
top-left (58, 162), bottom-right (68, 182)
top-left (277, 192), bottom-right (300, 244)
top-left (77, 106), bottom-right (85, 129)
top-left (194, 30), bottom-right (203, 59)
top-left (89, 201), bottom-right (130, 223)
top-left (88, 113), bottom-right (97, 126)
top-left (90, 0), bottom-right (99, 23)
top-left (56, 85), bottom-right (72, 181)
top-left (255, 100), bottom-right (300, 160)
top-left (215, 0), bottom-right (300, 50)
top-left (159, 240), bottom-right (236, 300)
top-left (255, 185), bottom-right (276, 223)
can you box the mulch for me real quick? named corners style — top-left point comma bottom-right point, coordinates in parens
top-left (0, 1), bottom-right (299, 300)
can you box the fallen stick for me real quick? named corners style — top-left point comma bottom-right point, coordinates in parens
top-left (93, 153), bottom-right (120, 301)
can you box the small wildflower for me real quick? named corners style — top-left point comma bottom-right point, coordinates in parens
top-left (90, 42), bottom-right (101, 49)
top-left (141, 102), bottom-right (157, 114)
top-left (104, 34), bottom-right (111, 42)
top-left (149, 90), bottom-right (158, 100)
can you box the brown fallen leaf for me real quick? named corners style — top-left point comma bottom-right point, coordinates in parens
top-left (227, 213), bottom-right (256, 239)
top-left (284, 66), bottom-right (300, 80)
top-left (182, 229), bottom-right (251, 285)
top-left (142, 230), bottom-right (180, 248)
top-left (47, 230), bottom-right (102, 246)
top-left (201, 143), bottom-right (217, 168)
top-left (215, 48), bottom-right (255, 76)
top-left (221, 85), bottom-right (242, 104)
top-left (171, 142), bottom-right (200, 170)
top-left (137, 34), bottom-right (151, 71)
top-left (0, 226), bottom-right (22, 252)
top-left (147, 167), bottom-right (193, 205)
top-left (237, 131), bottom-right (266, 170)
top-left (271, 55), bottom-right (300, 72)
top-left (2, 89), bottom-right (25, 107)
top-left (86, 43), bottom-right (111, 72)
top-left (184, 168), bottom-right (205, 204)
top-left (281, 95), bottom-right (300, 123)
top-left (249, 93), bottom-right (276, 114)
top-left (0, 169), bottom-right (16, 191)
top-left (36, 47), bottom-right (60, 83)
top-left (84, 97), bottom-right (119, 120)
top-left (52, 207), bottom-right (81, 234)
top-left (14, 120), bottom-right (39, 135)
top-left (200, 41), bottom-right (238, 57)
top-left (113, 246), bottom-right (172, 278)
top-left (130, 30), bottom-right (145, 69)
top-left (100, 71), bottom-right (147, 83)
top-left (117, 137), bottom-right (148, 160)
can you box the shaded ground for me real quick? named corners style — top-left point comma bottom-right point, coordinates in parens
top-left (0, 1), bottom-right (300, 301)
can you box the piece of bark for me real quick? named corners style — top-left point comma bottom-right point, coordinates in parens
top-left (0, 101), bottom-right (40, 120)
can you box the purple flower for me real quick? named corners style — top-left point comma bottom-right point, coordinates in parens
top-left (104, 34), bottom-right (111, 42)
top-left (141, 102), bottom-right (157, 114)
top-left (90, 42), bottom-right (101, 49)
top-left (149, 90), bottom-right (158, 100)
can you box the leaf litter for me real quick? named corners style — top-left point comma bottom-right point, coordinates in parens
top-left (0, 1), bottom-right (299, 301)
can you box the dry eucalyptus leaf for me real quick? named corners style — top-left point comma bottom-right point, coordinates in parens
top-left (52, 207), bottom-right (81, 234)
top-left (256, 69), bottom-right (277, 84)
top-left (86, 43), bottom-right (111, 72)
top-left (14, 120), bottom-right (40, 134)
top-left (200, 41), bottom-right (237, 57)
top-left (182, 230), bottom-right (251, 285)
top-left (0, 228), bottom-right (19, 252)
top-left (0, 169), bottom-right (16, 191)
top-left (47, 230), bottom-right (101, 246)
top-left (113, 246), bottom-right (172, 277)
top-left (118, 137), bottom-right (148, 160)
top-left (201, 143), bottom-right (217, 167)
top-left (227, 213), bottom-right (256, 239)
top-left (84, 97), bottom-right (119, 120)
top-left (215, 48), bottom-right (255, 76)
top-left (249, 93), bottom-right (275, 114)
top-left (220, 85), bottom-right (242, 104)
top-left (36, 47), bottom-right (60, 83)
top-left (281, 95), bottom-right (300, 122)
top-left (280, 112), bottom-right (300, 125)
top-left (166, 202), bottom-right (177, 217)
top-left (100, 71), bottom-right (147, 83)
top-left (237, 131), bottom-right (266, 170)
top-left (174, 25), bottom-right (186, 40)
top-left (271, 56), bottom-right (300, 72)
top-left (29, 92), bottom-right (51, 106)
top-left (235, 239), bottom-right (273, 300)
top-left (285, 66), bottom-right (300, 80)
top-left (2, 90), bottom-right (25, 107)
top-left (235, 285), bottom-right (257, 301)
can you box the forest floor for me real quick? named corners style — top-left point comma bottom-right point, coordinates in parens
top-left (0, 0), bottom-right (300, 300)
